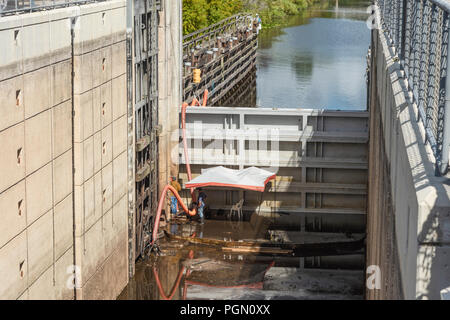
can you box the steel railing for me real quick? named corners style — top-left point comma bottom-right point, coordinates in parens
top-left (377, 0), bottom-right (450, 176)
top-left (0, 0), bottom-right (107, 15)
top-left (0, 0), bottom-right (162, 16)
top-left (183, 13), bottom-right (257, 57)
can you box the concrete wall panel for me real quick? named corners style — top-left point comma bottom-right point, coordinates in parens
top-left (24, 67), bottom-right (51, 119)
top-left (112, 115), bottom-right (127, 158)
top-left (111, 41), bottom-right (126, 79)
top-left (54, 247), bottom-right (75, 300)
top-left (54, 194), bottom-right (73, 260)
top-left (0, 181), bottom-right (26, 249)
top-left (112, 195), bottom-right (127, 236)
top-left (75, 219), bottom-right (104, 286)
top-left (25, 110), bottom-right (52, 175)
top-left (0, 123), bottom-right (25, 193)
top-left (102, 162), bottom-right (113, 214)
top-left (0, 231), bottom-right (28, 299)
top-left (27, 210), bottom-right (53, 284)
top-left (101, 124), bottom-right (112, 167)
top-left (74, 52), bottom-right (94, 95)
top-left (113, 151), bottom-right (127, 204)
top-left (51, 61), bottom-right (72, 106)
top-left (83, 176), bottom-right (95, 231)
top-left (1, 0), bottom-right (129, 300)
top-left (93, 171), bottom-right (103, 224)
top-left (26, 163), bottom-right (53, 225)
top-left (52, 100), bottom-right (72, 158)
top-left (0, 75), bottom-right (24, 132)
top-left (100, 81), bottom-right (112, 128)
top-left (0, 17), bottom-right (23, 79)
top-left (28, 265), bottom-right (55, 300)
top-left (83, 136), bottom-right (94, 181)
top-left (111, 74), bottom-right (126, 121)
top-left (53, 150), bottom-right (73, 205)
top-left (21, 22), bottom-right (50, 74)
top-left (93, 132), bottom-right (103, 173)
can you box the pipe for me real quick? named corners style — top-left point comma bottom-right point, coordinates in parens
top-left (151, 102), bottom-right (199, 246)
top-left (191, 97), bottom-right (200, 106)
top-left (202, 89), bottom-right (208, 106)
top-left (151, 184), bottom-right (197, 245)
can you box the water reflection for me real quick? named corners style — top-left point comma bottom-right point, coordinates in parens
top-left (118, 220), bottom-right (365, 300)
top-left (256, 0), bottom-right (371, 110)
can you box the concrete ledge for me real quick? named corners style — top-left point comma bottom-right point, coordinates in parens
top-left (374, 27), bottom-right (450, 299)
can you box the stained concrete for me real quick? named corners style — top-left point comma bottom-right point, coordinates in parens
top-left (0, 5), bottom-right (74, 300)
top-left (367, 25), bottom-right (450, 299)
top-left (0, 0), bottom-right (129, 300)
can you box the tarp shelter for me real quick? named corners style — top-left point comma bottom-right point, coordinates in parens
top-left (185, 166), bottom-right (276, 192)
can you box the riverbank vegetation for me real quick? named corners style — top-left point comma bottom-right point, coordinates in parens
top-left (183, 0), bottom-right (326, 34)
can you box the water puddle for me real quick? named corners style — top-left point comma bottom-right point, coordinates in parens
top-left (118, 219), bottom-right (364, 300)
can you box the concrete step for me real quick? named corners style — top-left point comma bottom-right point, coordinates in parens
top-left (185, 267), bottom-right (364, 300)
top-left (263, 267), bottom-right (364, 295)
top-left (268, 230), bottom-right (365, 244)
top-left (209, 205), bottom-right (366, 216)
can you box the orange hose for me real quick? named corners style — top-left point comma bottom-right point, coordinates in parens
top-left (202, 89), bottom-right (209, 107)
top-left (153, 265), bottom-right (186, 300)
top-left (151, 103), bottom-right (198, 246)
top-left (151, 184), bottom-right (196, 245)
top-left (191, 98), bottom-right (200, 106)
top-left (184, 261), bottom-right (275, 291)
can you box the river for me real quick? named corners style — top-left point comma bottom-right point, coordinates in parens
top-left (255, 0), bottom-right (372, 110)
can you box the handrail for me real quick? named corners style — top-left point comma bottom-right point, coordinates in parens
top-left (376, 0), bottom-right (450, 175)
top-left (0, 0), bottom-right (161, 16)
top-left (183, 12), bottom-right (256, 57)
top-left (183, 12), bottom-right (254, 43)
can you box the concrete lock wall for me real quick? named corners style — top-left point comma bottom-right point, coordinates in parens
top-left (158, 0), bottom-right (182, 193)
top-left (0, 0), bottom-right (129, 300)
top-left (367, 28), bottom-right (450, 300)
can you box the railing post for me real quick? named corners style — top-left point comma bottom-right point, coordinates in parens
top-left (441, 25), bottom-right (450, 175)
top-left (400, 0), bottom-right (408, 60)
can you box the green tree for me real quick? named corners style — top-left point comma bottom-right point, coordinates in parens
top-left (183, 0), bottom-right (323, 34)
top-left (207, 0), bottom-right (243, 25)
top-left (183, 0), bottom-right (209, 34)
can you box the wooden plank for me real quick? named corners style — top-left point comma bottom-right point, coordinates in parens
top-left (136, 135), bottom-right (151, 152)
top-left (222, 246), bottom-right (293, 255)
top-left (163, 230), bottom-right (365, 257)
top-left (136, 163), bottom-right (150, 182)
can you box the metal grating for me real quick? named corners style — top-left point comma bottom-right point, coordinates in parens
top-left (182, 13), bottom-right (258, 106)
top-left (133, 0), bottom-right (160, 259)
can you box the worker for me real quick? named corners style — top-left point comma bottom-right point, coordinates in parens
top-left (170, 176), bottom-right (182, 217)
top-left (256, 14), bottom-right (262, 34)
top-left (197, 188), bottom-right (207, 224)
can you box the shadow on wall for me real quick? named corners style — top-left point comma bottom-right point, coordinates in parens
top-left (401, 84), bottom-right (450, 300)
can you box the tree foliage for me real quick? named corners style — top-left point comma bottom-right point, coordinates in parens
top-left (183, 0), bottom-right (243, 34)
top-left (183, 0), bottom-right (322, 34)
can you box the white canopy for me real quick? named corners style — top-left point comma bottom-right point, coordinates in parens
top-left (185, 166), bottom-right (276, 192)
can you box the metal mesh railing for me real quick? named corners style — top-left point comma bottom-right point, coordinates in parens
top-left (183, 13), bottom-right (257, 57)
top-left (377, 0), bottom-right (450, 175)
top-left (0, 0), bottom-right (110, 16)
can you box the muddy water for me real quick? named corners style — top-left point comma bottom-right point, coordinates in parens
top-left (118, 220), bottom-right (364, 300)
